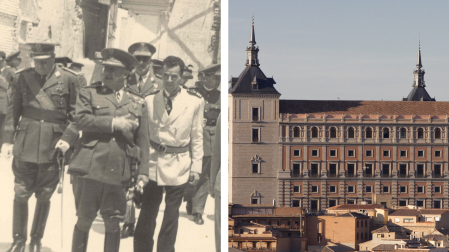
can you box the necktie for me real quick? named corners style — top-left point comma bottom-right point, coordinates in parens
top-left (138, 76), bottom-right (143, 92)
top-left (116, 91), bottom-right (121, 102)
top-left (166, 97), bottom-right (172, 115)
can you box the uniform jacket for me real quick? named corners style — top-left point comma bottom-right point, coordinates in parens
top-left (68, 82), bottom-right (150, 186)
top-left (127, 68), bottom-right (163, 97)
top-left (1, 66), bottom-right (18, 86)
top-left (195, 84), bottom-right (220, 157)
top-left (0, 75), bottom-right (7, 114)
top-left (145, 88), bottom-right (204, 186)
top-left (3, 65), bottom-right (80, 163)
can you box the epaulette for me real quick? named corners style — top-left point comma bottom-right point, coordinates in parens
top-left (15, 67), bottom-right (32, 74)
top-left (62, 67), bottom-right (80, 75)
top-left (186, 88), bottom-right (202, 98)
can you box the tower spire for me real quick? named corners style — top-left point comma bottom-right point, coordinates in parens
top-left (246, 13), bottom-right (260, 66)
top-left (416, 39), bottom-right (422, 69)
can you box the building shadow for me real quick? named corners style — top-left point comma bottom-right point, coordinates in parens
top-left (0, 243), bottom-right (53, 252)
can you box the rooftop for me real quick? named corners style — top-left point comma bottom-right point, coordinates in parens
top-left (327, 204), bottom-right (383, 211)
top-left (389, 209), bottom-right (449, 216)
top-left (372, 226), bottom-right (398, 234)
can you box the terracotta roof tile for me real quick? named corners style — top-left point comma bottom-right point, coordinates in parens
top-left (389, 209), bottom-right (449, 216)
top-left (327, 204), bottom-right (383, 210)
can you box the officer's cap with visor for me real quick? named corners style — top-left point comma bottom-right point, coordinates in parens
top-left (128, 42), bottom-right (156, 57)
top-left (5, 51), bottom-right (21, 61)
top-left (198, 64), bottom-right (221, 81)
top-left (28, 42), bottom-right (59, 60)
top-left (101, 48), bottom-right (137, 71)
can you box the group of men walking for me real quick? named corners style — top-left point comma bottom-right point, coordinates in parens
top-left (0, 41), bottom-right (221, 252)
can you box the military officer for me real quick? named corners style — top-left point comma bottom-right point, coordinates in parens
top-left (134, 56), bottom-right (204, 252)
top-left (1, 42), bottom-right (81, 252)
top-left (68, 61), bottom-right (87, 88)
top-left (68, 48), bottom-right (150, 252)
top-left (2, 50), bottom-right (22, 86)
top-left (188, 63), bottom-right (221, 225)
top-left (127, 42), bottom-right (163, 97)
top-left (55, 56), bottom-right (72, 67)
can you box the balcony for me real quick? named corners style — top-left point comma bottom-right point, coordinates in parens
top-left (292, 172), bottom-right (300, 178)
top-left (398, 173), bottom-right (408, 178)
top-left (252, 116), bottom-right (259, 122)
top-left (416, 174), bottom-right (425, 178)
top-left (364, 173), bottom-right (373, 178)
top-left (310, 173), bottom-right (319, 178)
top-left (347, 173), bottom-right (356, 178)
top-left (433, 174), bottom-right (443, 178)
top-left (381, 174), bottom-right (390, 178)
top-left (328, 173), bottom-right (338, 178)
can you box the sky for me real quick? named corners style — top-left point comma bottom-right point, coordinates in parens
top-left (228, 0), bottom-right (449, 101)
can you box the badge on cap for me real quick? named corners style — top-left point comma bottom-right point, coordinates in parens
top-left (35, 44), bottom-right (43, 53)
top-left (55, 71), bottom-right (60, 77)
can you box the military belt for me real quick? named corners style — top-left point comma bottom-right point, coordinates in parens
top-left (205, 118), bottom-right (217, 127)
top-left (150, 140), bottom-right (189, 154)
top-left (22, 107), bottom-right (67, 124)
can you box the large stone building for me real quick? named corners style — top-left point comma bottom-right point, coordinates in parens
top-left (229, 21), bottom-right (449, 212)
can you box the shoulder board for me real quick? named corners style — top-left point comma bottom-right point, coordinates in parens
top-left (15, 67), bottom-right (32, 74)
top-left (61, 67), bottom-right (80, 75)
top-left (186, 88), bottom-right (202, 98)
top-left (87, 81), bottom-right (102, 88)
top-left (127, 91), bottom-right (145, 104)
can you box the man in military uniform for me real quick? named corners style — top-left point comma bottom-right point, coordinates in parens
top-left (69, 62), bottom-right (87, 88)
top-left (134, 56), bottom-right (204, 252)
top-left (1, 42), bottom-right (81, 252)
top-left (68, 48), bottom-right (150, 252)
top-left (127, 42), bottom-right (163, 97)
top-left (2, 50), bottom-right (22, 86)
top-left (187, 63), bottom-right (221, 225)
top-left (120, 42), bottom-right (163, 239)
top-left (0, 51), bottom-right (8, 150)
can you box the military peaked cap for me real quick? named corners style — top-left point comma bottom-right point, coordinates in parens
top-left (199, 64), bottom-right (221, 76)
top-left (128, 42), bottom-right (156, 57)
top-left (0, 51), bottom-right (5, 59)
top-left (101, 48), bottom-right (137, 71)
top-left (5, 51), bottom-right (21, 61)
top-left (28, 42), bottom-right (59, 59)
top-left (55, 56), bottom-right (72, 66)
top-left (70, 62), bottom-right (84, 69)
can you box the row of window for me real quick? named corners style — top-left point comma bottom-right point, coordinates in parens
top-left (288, 162), bottom-right (444, 178)
top-left (291, 148), bottom-right (443, 158)
top-left (292, 184), bottom-right (443, 194)
top-left (291, 126), bottom-right (444, 139)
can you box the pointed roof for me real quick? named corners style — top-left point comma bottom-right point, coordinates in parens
top-left (250, 15), bottom-right (256, 45)
top-left (416, 41), bottom-right (422, 69)
top-left (403, 86), bottom-right (434, 101)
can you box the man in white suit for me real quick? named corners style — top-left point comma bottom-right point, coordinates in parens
top-left (134, 56), bottom-right (204, 252)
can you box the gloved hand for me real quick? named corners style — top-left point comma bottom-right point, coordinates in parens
top-left (189, 172), bottom-right (200, 186)
top-left (113, 114), bottom-right (139, 132)
top-left (55, 140), bottom-right (70, 154)
top-left (1, 143), bottom-right (13, 159)
top-left (135, 174), bottom-right (149, 194)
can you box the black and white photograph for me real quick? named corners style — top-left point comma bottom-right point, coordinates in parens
top-left (0, 0), bottom-right (221, 251)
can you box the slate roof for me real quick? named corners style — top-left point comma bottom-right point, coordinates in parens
top-left (228, 66), bottom-right (279, 95)
top-left (389, 209), bottom-right (449, 216)
top-left (403, 86), bottom-right (435, 101)
top-left (372, 226), bottom-right (397, 234)
top-left (279, 100), bottom-right (449, 115)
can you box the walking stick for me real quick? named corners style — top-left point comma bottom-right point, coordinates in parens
top-left (56, 150), bottom-right (65, 249)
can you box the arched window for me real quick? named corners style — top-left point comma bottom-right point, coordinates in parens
top-left (417, 128), bottom-right (424, 139)
top-left (294, 127), bottom-right (300, 138)
top-left (366, 128), bottom-right (373, 139)
top-left (383, 128), bottom-right (390, 139)
top-left (435, 128), bottom-right (441, 139)
top-left (311, 127), bottom-right (318, 138)
top-left (330, 127), bottom-right (337, 138)
top-left (348, 127), bottom-right (355, 138)
top-left (400, 128), bottom-right (407, 139)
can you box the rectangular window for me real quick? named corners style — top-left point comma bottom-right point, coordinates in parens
top-left (400, 150), bottom-right (407, 157)
top-left (364, 163), bottom-right (373, 177)
top-left (252, 107), bottom-right (259, 121)
top-left (292, 163), bottom-right (300, 177)
top-left (310, 200), bottom-right (318, 213)
top-left (252, 163), bottom-right (259, 173)
top-left (434, 164), bottom-right (442, 178)
top-left (417, 186), bottom-right (424, 193)
top-left (383, 150), bottom-right (390, 157)
top-left (416, 200), bottom-right (424, 207)
top-left (292, 200), bottom-right (300, 207)
top-left (252, 128), bottom-right (259, 142)
top-left (435, 150), bottom-right (441, 157)
top-left (348, 185), bottom-right (355, 193)
top-left (382, 164), bottom-right (390, 178)
top-left (293, 185), bottom-right (300, 193)
top-left (395, 218), bottom-right (400, 223)
top-left (347, 163), bottom-right (355, 177)
top-left (329, 185), bottom-right (337, 193)
top-left (434, 200), bottom-right (441, 209)
top-left (400, 186), bottom-right (407, 193)
top-left (293, 149), bottom-right (300, 157)
top-left (416, 164), bottom-right (425, 178)
top-left (366, 186), bottom-right (372, 193)
top-left (311, 185), bottom-right (318, 193)
top-left (399, 164), bottom-right (407, 178)
top-left (399, 200), bottom-right (407, 206)
top-left (311, 149), bottom-right (319, 157)
top-left (330, 149), bottom-right (337, 157)
top-left (417, 150), bottom-right (424, 157)
top-left (310, 163), bottom-right (319, 177)
top-left (403, 218), bottom-right (414, 223)
top-left (329, 163), bottom-right (337, 177)
top-left (329, 199), bottom-right (337, 208)
top-left (251, 198), bottom-right (259, 204)
top-left (347, 199), bottom-right (355, 204)
top-left (348, 150), bottom-right (355, 157)
top-left (366, 150), bottom-right (373, 157)
top-left (435, 186), bottom-right (441, 193)
top-left (365, 199), bottom-right (372, 204)
top-left (383, 186), bottom-right (390, 193)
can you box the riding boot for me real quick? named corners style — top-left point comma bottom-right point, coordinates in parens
top-left (29, 201), bottom-right (50, 252)
top-left (104, 231), bottom-right (120, 252)
top-left (72, 226), bottom-right (89, 252)
top-left (6, 200), bottom-right (28, 252)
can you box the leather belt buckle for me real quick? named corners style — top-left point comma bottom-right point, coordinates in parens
top-left (158, 144), bottom-right (167, 154)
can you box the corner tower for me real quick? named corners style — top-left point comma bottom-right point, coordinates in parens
top-left (229, 16), bottom-right (281, 205)
top-left (403, 42), bottom-right (435, 101)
